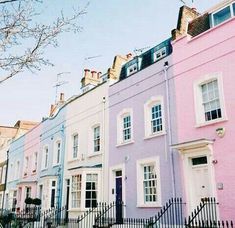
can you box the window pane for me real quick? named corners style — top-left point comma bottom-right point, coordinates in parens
top-left (71, 174), bottom-right (82, 208)
top-left (151, 104), bottom-right (162, 133)
top-left (94, 126), bottom-right (100, 152)
top-left (201, 80), bottom-right (221, 122)
top-left (143, 165), bottom-right (157, 203)
top-left (85, 174), bottom-right (98, 208)
top-left (213, 6), bottom-right (231, 26)
top-left (123, 115), bottom-right (131, 142)
top-left (233, 3), bottom-right (235, 15)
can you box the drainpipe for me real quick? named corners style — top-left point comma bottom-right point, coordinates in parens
top-left (163, 62), bottom-right (176, 198)
top-left (102, 96), bottom-right (106, 202)
top-left (2, 150), bottom-right (9, 210)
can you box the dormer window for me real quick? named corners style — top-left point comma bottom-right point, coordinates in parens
top-left (126, 63), bottom-right (138, 76)
top-left (153, 47), bottom-right (166, 62)
top-left (211, 2), bottom-right (235, 27)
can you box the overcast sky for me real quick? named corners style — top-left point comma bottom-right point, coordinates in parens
top-left (0, 0), bottom-right (222, 126)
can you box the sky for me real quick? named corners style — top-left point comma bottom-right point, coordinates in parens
top-left (0, 0), bottom-right (222, 126)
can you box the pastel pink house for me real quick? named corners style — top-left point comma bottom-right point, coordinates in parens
top-left (172, 0), bottom-right (235, 220)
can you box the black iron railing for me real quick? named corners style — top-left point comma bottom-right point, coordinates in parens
top-left (185, 197), bottom-right (218, 227)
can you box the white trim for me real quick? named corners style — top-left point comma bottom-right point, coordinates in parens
top-left (144, 96), bottom-right (165, 138)
top-left (176, 143), bottom-right (217, 214)
top-left (193, 72), bottom-right (227, 127)
top-left (153, 47), bottom-right (167, 62)
top-left (53, 138), bottom-right (62, 166)
top-left (211, 1), bottom-right (235, 27)
top-left (126, 63), bottom-right (138, 76)
top-left (109, 164), bottom-right (126, 207)
top-left (136, 156), bottom-right (162, 208)
top-left (69, 170), bottom-right (101, 211)
top-left (41, 144), bottom-right (49, 170)
top-left (68, 132), bottom-right (79, 162)
top-left (116, 108), bottom-right (134, 146)
top-left (87, 123), bottom-right (102, 157)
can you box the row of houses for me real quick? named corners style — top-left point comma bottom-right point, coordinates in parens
top-left (0, 0), bottom-right (235, 221)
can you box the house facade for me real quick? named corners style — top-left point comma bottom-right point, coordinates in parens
top-left (172, 0), bottom-right (235, 220)
top-left (6, 134), bottom-right (26, 211)
top-left (4, 121), bottom-right (38, 210)
top-left (108, 39), bottom-right (182, 218)
top-left (38, 95), bottom-right (66, 211)
top-left (17, 123), bottom-right (42, 210)
top-left (62, 72), bottom-right (109, 218)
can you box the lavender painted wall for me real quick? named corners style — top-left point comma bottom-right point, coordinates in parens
top-left (108, 52), bottom-right (182, 218)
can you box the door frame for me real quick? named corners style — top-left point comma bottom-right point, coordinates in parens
top-left (109, 164), bottom-right (126, 208)
top-left (173, 139), bottom-right (217, 214)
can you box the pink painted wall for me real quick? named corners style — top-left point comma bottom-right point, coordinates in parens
top-left (172, 18), bottom-right (235, 220)
top-left (19, 123), bottom-right (42, 210)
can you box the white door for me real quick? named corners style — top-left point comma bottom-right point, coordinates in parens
top-left (190, 156), bottom-right (211, 209)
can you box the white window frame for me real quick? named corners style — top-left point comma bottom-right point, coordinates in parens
top-left (84, 173), bottom-right (98, 208)
top-left (72, 133), bottom-right (79, 159)
top-left (117, 108), bottom-right (134, 146)
top-left (70, 171), bottom-right (101, 211)
top-left (32, 152), bottom-right (38, 173)
top-left (93, 125), bottom-right (101, 153)
top-left (53, 139), bottom-right (62, 166)
top-left (211, 2), bottom-right (235, 27)
top-left (15, 161), bottom-right (20, 179)
top-left (153, 47), bottom-right (167, 62)
top-left (24, 157), bottom-right (29, 176)
top-left (50, 179), bottom-right (57, 208)
top-left (144, 96), bottom-right (165, 139)
top-left (42, 145), bottom-right (49, 170)
top-left (193, 72), bottom-right (227, 127)
top-left (126, 63), bottom-right (138, 76)
top-left (136, 156), bottom-right (161, 207)
top-left (71, 174), bottom-right (82, 209)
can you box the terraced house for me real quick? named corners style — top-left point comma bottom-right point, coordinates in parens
top-left (108, 38), bottom-right (183, 219)
top-left (1, 0), bottom-right (235, 226)
top-left (172, 0), bottom-right (235, 220)
top-left (62, 55), bottom-right (130, 218)
top-left (0, 121), bottom-right (37, 210)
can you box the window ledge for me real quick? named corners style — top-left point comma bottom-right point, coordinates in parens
top-left (136, 203), bottom-right (162, 208)
top-left (195, 118), bottom-right (228, 128)
top-left (68, 208), bottom-right (86, 212)
top-left (53, 164), bottom-right (60, 168)
top-left (116, 140), bottom-right (134, 148)
top-left (41, 168), bottom-right (48, 171)
top-left (144, 131), bottom-right (166, 140)
top-left (68, 158), bottom-right (78, 163)
top-left (87, 152), bottom-right (102, 158)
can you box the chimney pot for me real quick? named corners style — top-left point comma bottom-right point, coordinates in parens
top-left (91, 70), bottom-right (97, 78)
top-left (97, 72), bottom-right (102, 79)
top-left (126, 53), bottom-right (132, 59)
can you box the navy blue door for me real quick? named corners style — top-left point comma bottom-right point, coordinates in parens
top-left (115, 172), bottom-right (123, 224)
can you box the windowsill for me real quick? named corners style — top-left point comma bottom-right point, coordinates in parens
top-left (195, 117), bottom-right (228, 128)
top-left (68, 208), bottom-right (86, 212)
top-left (144, 131), bottom-right (166, 140)
top-left (53, 163), bottom-right (60, 168)
top-left (68, 158), bottom-right (78, 163)
top-left (41, 168), bottom-right (48, 171)
top-left (87, 152), bottom-right (102, 158)
top-left (136, 203), bottom-right (162, 208)
top-left (116, 140), bottom-right (134, 147)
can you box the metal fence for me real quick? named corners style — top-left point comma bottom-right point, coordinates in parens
top-left (0, 198), bottom-right (233, 228)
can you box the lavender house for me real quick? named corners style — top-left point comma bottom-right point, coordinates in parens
top-left (108, 39), bottom-right (182, 218)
